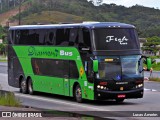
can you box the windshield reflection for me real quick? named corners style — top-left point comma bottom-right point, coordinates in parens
top-left (97, 55), bottom-right (143, 80)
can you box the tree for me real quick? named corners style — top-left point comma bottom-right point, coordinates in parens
top-left (0, 25), bottom-right (5, 39)
top-left (0, 43), bottom-right (5, 55)
top-left (0, 0), bottom-right (2, 11)
top-left (143, 36), bottom-right (160, 55)
top-left (88, 0), bottom-right (103, 6)
top-left (97, 0), bottom-right (103, 5)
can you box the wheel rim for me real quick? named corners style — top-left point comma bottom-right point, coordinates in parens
top-left (76, 87), bottom-right (82, 100)
top-left (29, 80), bottom-right (33, 93)
top-left (21, 80), bottom-right (26, 92)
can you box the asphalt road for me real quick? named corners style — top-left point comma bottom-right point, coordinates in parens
top-left (0, 63), bottom-right (160, 119)
top-left (0, 62), bottom-right (7, 74)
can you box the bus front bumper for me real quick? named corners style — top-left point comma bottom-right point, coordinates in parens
top-left (95, 88), bottom-right (144, 100)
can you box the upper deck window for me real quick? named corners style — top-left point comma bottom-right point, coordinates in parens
top-left (93, 28), bottom-right (140, 50)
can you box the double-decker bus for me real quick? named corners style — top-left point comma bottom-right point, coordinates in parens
top-left (8, 22), bottom-right (144, 103)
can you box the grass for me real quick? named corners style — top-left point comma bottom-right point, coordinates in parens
top-left (149, 77), bottom-right (160, 82)
top-left (0, 60), bottom-right (7, 62)
top-left (151, 62), bottom-right (160, 71)
top-left (0, 55), bottom-right (7, 62)
top-left (22, 11), bottom-right (85, 24)
top-left (0, 55), bottom-right (6, 58)
top-left (0, 85), bottom-right (21, 107)
top-left (0, 92), bottom-right (21, 107)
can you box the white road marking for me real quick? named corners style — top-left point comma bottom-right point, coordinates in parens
top-left (151, 89), bottom-right (157, 92)
top-left (144, 88), bottom-right (151, 91)
top-left (144, 88), bottom-right (158, 92)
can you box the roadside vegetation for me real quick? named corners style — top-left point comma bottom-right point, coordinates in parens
top-left (0, 25), bottom-right (7, 57)
top-left (142, 36), bottom-right (160, 56)
top-left (0, 92), bottom-right (21, 107)
top-left (149, 77), bottom-right (160, 82)
top-left (0, 55), bottom-right (7, 62)
top-left (143, 62), bottom-right (160, 71)
top-left (0, 85), bottom-right (21, 107)
top-left (0, 60), bottom-right (7, 62)
top-left (151, 62), bottom-right (160, 71)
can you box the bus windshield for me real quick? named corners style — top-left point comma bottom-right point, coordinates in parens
top-left (93, 28), bottom-right (140, 50)
top-left (97, 55), bottom-right (143, 80)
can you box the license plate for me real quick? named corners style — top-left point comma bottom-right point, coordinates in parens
top-left (118, 94), bottom-right (126, 98)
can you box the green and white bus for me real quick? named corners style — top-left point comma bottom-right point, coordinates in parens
top-left (8, 22), bottom-right (144, 102)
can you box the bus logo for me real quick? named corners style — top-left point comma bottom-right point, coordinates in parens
top-left (28, 47), bottom-right (35, 56)
top-left (106, 36), bottom-right (128, 45)
top-left (28, 47), bottom-right (59, 57)
top-left (116, 75), bottom-right (121, 80)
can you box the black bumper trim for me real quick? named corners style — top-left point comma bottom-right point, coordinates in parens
top-left (95, 88), bottom-right (144, 100)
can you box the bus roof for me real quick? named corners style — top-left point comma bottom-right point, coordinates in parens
top-left (9, 22), bottom-right (135, 30)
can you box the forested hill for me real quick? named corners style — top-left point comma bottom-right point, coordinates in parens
top-left (1, 0), bottom-right (160, 37)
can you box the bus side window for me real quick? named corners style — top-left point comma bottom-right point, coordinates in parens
top-left (15, 30), bottom-right (20, 44)
top-left (44, 29), bottom-right (56, 45)
top-left (19, 30), bottom-right (29, 45)
top-left (83, 28), bottom-right (91, 48)
top-left (56, 28), bottom-right (70, 46)
top-left (37, 29), bottom-right (46, 45)
top-left (8, 31), bottom-right (13, 44)
top-left (69, 28), bottom-right (78, 46)
top-left (78, 28), bottom-right (83, 46)
top-left (28, 30), bottom-right (39, 45)
top-left (78, 28), bottom-right (91, 51)
top-left (69, 61), bottom-right (79, 79)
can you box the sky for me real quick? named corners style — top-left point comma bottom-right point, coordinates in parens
top-left (102, 0), bottom-right (160, 9)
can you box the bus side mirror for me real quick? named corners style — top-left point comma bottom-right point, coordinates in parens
top-left (146, 58), bottom-right (152, 71)
top-left (93, 60), bottom-right (98, 73)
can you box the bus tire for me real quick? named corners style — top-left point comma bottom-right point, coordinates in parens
top-left (116, 98), bottom-right (125, 103)
top-left (28, 78), bottom-right (34, 95)
top-left (20, 77), bottom-right (28, 94)
top-left (74, 84), bottom-right (83, 103)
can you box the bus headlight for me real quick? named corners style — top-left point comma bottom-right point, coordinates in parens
top-left (97, 85), bottom-right (100, 89)
top-left (136, 84), bottom-right (143, 88)
top-left (97, 85), bottom-right (108, 90)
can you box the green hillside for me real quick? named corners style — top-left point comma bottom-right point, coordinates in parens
top-left (22, 11), bottom-right (84, 24)
top-left (7, 0), bottom-right (160, 37)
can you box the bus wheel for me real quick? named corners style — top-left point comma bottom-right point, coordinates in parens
top-left (74, 85), bottom-right (83, 103)
top-left (115, 99), bottom-right (125, 103)
top-left (28, 78), bottom-right (34, 95)
top-left (20, 78), bottom-right (28, 94)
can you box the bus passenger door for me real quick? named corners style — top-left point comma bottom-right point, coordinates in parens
top-left (63, 61), bottom-right (70, 96)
